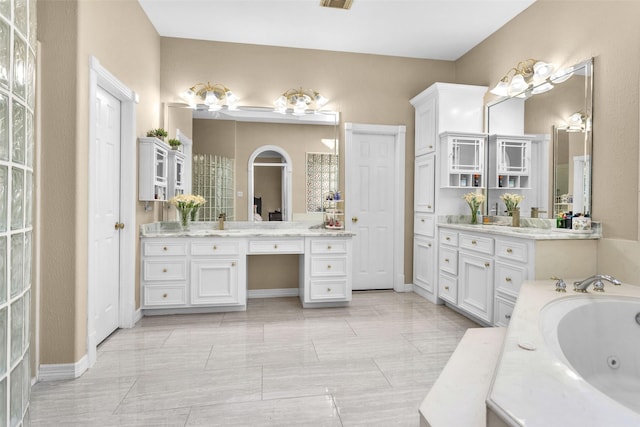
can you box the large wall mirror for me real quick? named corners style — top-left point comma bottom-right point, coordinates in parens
top-left (170, 105), bottom-right (340, 222)
top-left (486, 58), bottom-right (593, 219)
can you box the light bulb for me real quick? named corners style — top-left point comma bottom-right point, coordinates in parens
top-left (508, 74), bottom-right (529, 95)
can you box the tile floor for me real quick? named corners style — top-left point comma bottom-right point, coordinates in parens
top-left (30, 291), bottom-right (479, 426)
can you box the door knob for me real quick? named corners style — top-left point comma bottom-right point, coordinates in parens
top-left (352, 216), bottom-right (358, 223)
top-left (114, 222), bottom-right (125, 230)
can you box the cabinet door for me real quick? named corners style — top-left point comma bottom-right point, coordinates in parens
top-left (190, 258), bottom-right (240, 305)
top-left (458, 252), bottom-right (494, 323)
top-left (414, 154), bottom-right (435, 213)
top-left (415, 95), bottom-right (437, 156)
top-left (413, 235), bottom-right (435, 293)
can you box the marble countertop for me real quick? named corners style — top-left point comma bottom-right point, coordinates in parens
top-left (488, 280), bottom-right (640, 426)
top-left (140, 221), bottom-right (355, 238)
top-left (438, 217), bottom-right (601, 240)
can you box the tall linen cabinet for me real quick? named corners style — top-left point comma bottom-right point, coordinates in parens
top-left (410, 83), bottom-right (487, 303)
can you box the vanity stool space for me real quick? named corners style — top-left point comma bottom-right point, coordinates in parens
top-left (139, 225), bottom-right (354, 314)
top-left (437, 224), bottom-right (599, 327)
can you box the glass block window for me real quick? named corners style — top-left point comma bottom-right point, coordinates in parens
top-left (306, 153), bottom-right (338, 213)
top-left (0, 0), bottom-right (36, 424)
top-left (192, 154), bottom-right (235, 221)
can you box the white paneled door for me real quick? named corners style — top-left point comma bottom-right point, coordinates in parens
top-left (93, 86), bottom-right (122, 344)
top-left (346, 124), bottom-right (404, 290)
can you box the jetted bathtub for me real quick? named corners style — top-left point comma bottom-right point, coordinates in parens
top-left (488, 282), bottom-right (640, 427)
top-left (540, 296), bottom-right (640, 415)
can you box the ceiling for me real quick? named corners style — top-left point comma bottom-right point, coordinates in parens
top-left (138, 0), bottom-right (536, 60)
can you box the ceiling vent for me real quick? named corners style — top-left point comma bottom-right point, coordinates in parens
top-left (320, 0), bottom-right (353, 10)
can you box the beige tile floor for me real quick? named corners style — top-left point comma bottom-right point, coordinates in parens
top-left (30, 291), bottom-right (479, 426)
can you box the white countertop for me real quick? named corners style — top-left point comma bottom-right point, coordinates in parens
top-left (488, 280), bottom-right (640, 426)
top-left (438, 222), bottom-right (601, 240)
top-left (140, 221), bottom-right (355, 238)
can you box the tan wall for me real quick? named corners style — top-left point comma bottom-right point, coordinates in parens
top-left (161, 37), bottom-right (456, 282)
top-left (38, 0), bottom-right (161, 364)
top-left (192, 119), bottom-right (236, 158)
top-left (456, 0), bottom-right (640, 285)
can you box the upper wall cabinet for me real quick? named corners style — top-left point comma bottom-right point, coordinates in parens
top-left (488, 135), bottom-right (531, 190)
top-left (440, 132), bottom-right (486, 189)
top-left (139, 137), bottom-right (169, 201)
top-left (410, 83), bottom-right (488, 157)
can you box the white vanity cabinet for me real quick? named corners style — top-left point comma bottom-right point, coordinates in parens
top-left (189, 239), bottom-right (246, 306)
top-left (300, 237), bottom-right (352, 307)
top-left (410, 82), bottom-right (487, 303)
top-left (139, 137), bottom-right (169, 201)
top-left (140, 231), bottom-right (354, 314)
top-left (141, 237), bottom-right (247, 311)
top-left (437, 227), bottom-right (536, 326)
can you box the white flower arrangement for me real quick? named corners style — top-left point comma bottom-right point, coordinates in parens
top-left (170, 194), bottom-right (207, 226)
top-left (500, 193), bottom-right (524, 215)
top-left (463, 192), bottom-right (485, 224)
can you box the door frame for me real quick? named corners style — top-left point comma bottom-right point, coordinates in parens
top-left (87, 56), bottom-right (138, 368)
top-left (344, 123), bottom-right (406, 291)
top-left (247, 145), bottom-right (292, 221)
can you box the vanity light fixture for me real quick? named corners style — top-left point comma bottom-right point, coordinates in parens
top-left (181, 82), bottom-right (239, 111)
top-left (490, 59), bottom-right (556, 97)
top-left (274, 88), bottom-right (329, 115)
top-left (566, 112), bottom-right (589, 132)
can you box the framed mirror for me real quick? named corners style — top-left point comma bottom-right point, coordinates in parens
top-left (486, 58), bottom-right (593, 219)
top-left (169, 105), bottom-right (340, 222)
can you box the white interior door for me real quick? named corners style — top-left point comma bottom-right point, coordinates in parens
top-left (93, 86), bottom-right (121, 343)
top-left (346, 125), bottom-right (398, 290)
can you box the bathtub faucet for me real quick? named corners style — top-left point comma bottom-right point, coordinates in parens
top-left (573, 275), bottom-right (622, 292)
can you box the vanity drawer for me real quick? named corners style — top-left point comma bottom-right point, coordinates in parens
top-left (495, 239), bottom-right (528, 263)
top-left (494, 294), bottom-right (515, 327)
top-left (414, 213), bottom-right (435, 237)
top-left (310, 256), bottom-right (348, 277)
top-left (438, 273), bottom-right (457, 305)
top-left (143, 284), bottom-right (187, 307)
top-left (438, 246), bottom-right (458, 275)
top-left (439, 229), bottom-right (458, 247)
top-left (248, 238), bottom-right (304, 254)
top-left (309, 279), bottom-right (348, 300)
top-left (143, 241), bottom-right (187, 257)
top-left (191, 240), bottom-right (240, 256)
top-left (143, 260), bottom-right (187, 281)
top-left (310, 239), bottom-right (348, 254)
top-left (495, 262), bottom-right (527, 297)
top-left (459, 233), bottom-right (494, 255)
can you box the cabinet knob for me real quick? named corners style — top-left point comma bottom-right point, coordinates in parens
top-left (163, 246), bottom-right (168, 251)
top-left (274, 244), bottom-right (278, 249)
top-left (444, 258), bottom-right (449, 263)
top-left (327, 245), bottom-right (332, 250)
top-left (162, 293), bottom-right (168, 298)
top-left (428, 243), bottom-right (432, 247)
top-left (444, 286), bottom-right (449, 291)
top-left (352, 216), bottom-right (358, 223)
top-left (231, 262), bottom-right (236, 267)
top-left (506, 248), bottom-right (513, 254)
top-left (162, 268), bottom-right (167, 273)
top-left (505, 314), bottom-right (512, 320)
top-left (420, 218), bottom-right (425, 223)
top-left (446, 237), bottom-right (450, 241)
top-left (213, 245), bottom-right (217, 250)
top-left (505, 277), bottom-right (512, 282)
top-left (427, 205), bottom-right (432, 209)
top-left (327, 287), bottom-right (332, 292)
top-left (428, 145), bottom-right (433, 149)
top-left (472, 240), bottom-right (477, 245)
top-left (327, 265), bottom-right (332, 269)
top-left (484, 262), bottom-right (490, 267)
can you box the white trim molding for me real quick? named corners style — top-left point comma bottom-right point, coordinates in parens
top-left (248, 145), bottom-right (293, 221)
top-left (38, 355), bottom-right (88, 382)
top-left (87, 56), bottom-right (138, 370)
top-left (248, 288), bottom-right (299, 299)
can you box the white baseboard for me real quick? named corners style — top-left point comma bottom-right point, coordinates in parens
top-left (248, 288), bottom-right (299, 299)
top-left (133, 308), bottom-right (143, 325)
top-left (395, 283), bottom-right (414, 293)
top-left (38, 355), bottom-right (88, 382)
top-left (412, 283), bottom-right (443, 304)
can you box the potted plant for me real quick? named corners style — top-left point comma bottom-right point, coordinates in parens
top-left (146, 128), bottom-right (168, 141)
top-left (168, 138), bottom-right (181, 150)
